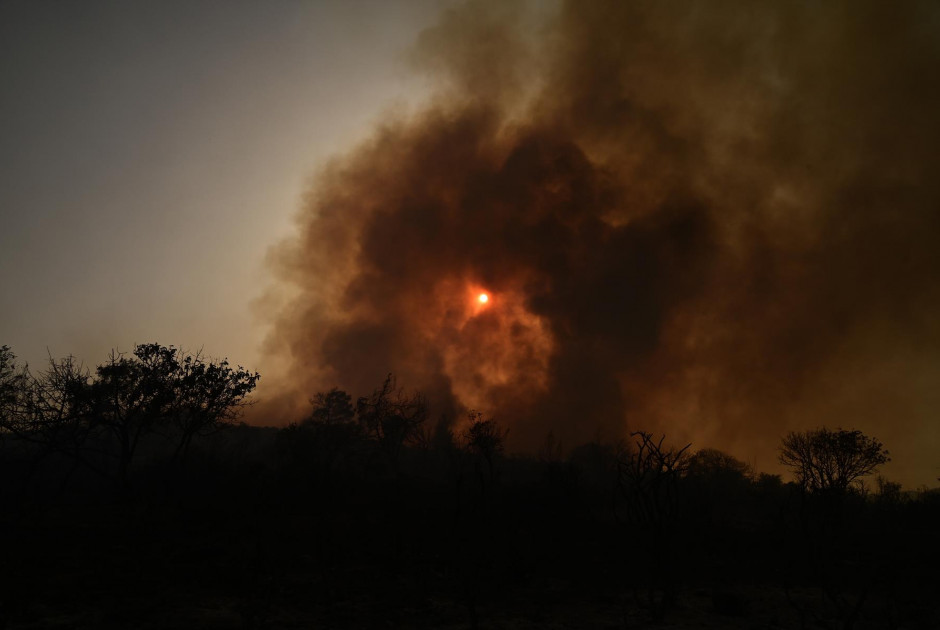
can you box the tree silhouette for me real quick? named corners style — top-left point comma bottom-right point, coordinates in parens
top-left (168, 348), bottom-right (260, 460)
top-left (779, 427), bottom-right (889, 494)
top-left (686, 448), bottom-right (753, 482)
top-left (615, 432), bottom-right (692, 622)
top-left (0, 346), bottom-right (28, 430)
top-left (90, 345), bottom-right (180, 485)
top-left (356, 374), bottom-right (428, 466)
top-left (460, 411), bottom-right (508, 486)
top-left (779, 429), bottom-right (891, 628)
top-left (0, 352), bottom-right (100, 478)
top-left (617, 432), bottom-right (692, 528)
top-left (1, 343), bottom-right (258, 488)
top-left (87, 344), bottom-right (258, 483)
top-left (301, 388), bottom-right (360, 478)
top-left (309, 388), bottom-right (355, 425)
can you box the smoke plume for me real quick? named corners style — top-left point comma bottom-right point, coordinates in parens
top-left (259, 0), bottom-right (940, 484)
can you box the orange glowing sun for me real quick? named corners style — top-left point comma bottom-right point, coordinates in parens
top-left (478, 293), bottom-right (489, 304)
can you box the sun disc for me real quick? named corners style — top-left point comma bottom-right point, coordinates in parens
top-left (478, 293), bottom-right (489, 304)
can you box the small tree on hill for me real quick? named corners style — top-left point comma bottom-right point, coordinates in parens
top-left (779, 427), bottom-right (889, 494)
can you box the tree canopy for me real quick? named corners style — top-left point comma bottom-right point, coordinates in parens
top-left (0, 343), bottom-right (259, 485)
top-left (779, 427), bottom-right (889, 493)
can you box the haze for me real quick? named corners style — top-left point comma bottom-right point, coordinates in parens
top-left (0, 0), bottom-right (447, 368)
top-left (3, 0), bottom-right (939, 487)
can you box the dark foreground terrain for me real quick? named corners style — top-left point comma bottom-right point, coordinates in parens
top-left (1, 424), bottom-right (938, 630)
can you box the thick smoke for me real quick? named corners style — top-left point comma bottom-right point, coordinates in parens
top-left (259, 0), bottom-right (940, 485)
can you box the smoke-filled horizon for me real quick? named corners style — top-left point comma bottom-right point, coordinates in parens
top-left (257, 0), bottom-right (940, 486)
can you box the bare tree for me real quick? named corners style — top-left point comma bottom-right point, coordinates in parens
top-left (1, 352), bottom-right (104, 474)
top-left (779, 427), bottom-right (889, 494)
top-left (356, 374), bottom-right (428, 466)
top-left (617, 431), bottom-right (691, 528)
top-left (615, 431), bottom-right (692, 622)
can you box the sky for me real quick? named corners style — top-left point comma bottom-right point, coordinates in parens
top-left (2, 0), bottom-right (939, 487)
top-left (0, 0), bottom-right (449, 369)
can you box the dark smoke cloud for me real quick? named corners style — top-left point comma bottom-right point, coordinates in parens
top-left (258, 0), bottom-right (940, 485)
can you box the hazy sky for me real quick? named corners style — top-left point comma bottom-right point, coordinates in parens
top-left (0, 0), bottom-right (448, 369)
top-left (3, 1), bottom-right (938, 486)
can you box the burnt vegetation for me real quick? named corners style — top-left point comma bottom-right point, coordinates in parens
top-left (1, 344), bottom-right (939, 629)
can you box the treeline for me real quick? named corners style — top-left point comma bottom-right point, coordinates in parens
top-left (0, 343), bottom-right (258, 489)
top-left (1, 343), bottom-right (939, 629)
